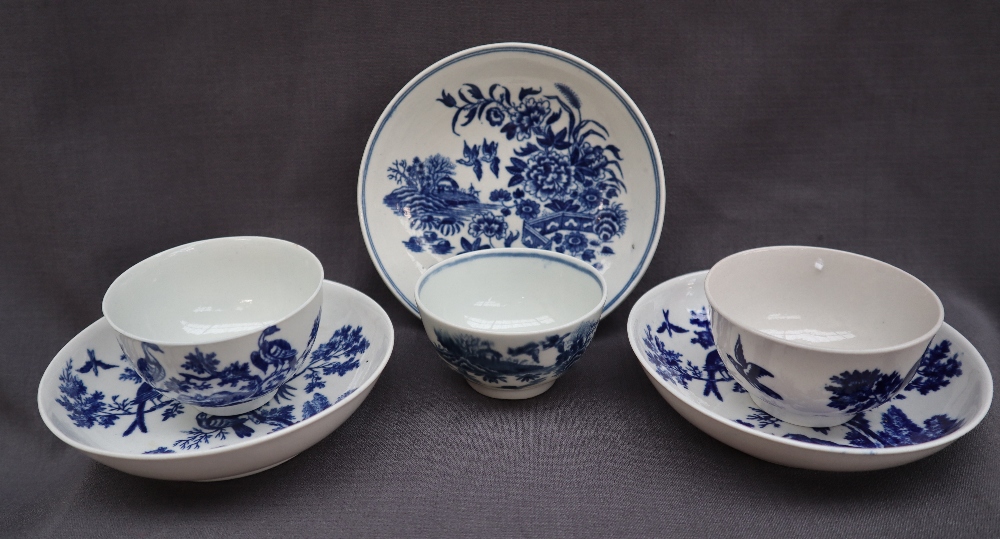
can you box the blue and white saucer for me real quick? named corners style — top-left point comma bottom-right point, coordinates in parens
top-left (38, 280), bottom-right (394, 481)
top-left (627, 271), bottom-right (993, 472)
top-left (358, 42), bottom-right (665, 318)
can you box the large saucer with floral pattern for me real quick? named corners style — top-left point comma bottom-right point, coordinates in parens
top-left (37, 280), bottom-right (393, 481)
top-left (358, 42), bottom-right (664, 319)
top-left (627, 270), bottom-right (992, 472)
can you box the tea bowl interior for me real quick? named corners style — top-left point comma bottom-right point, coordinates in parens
top-left (705, 246), bottom-right (943, 352)
top-left (103, 236), bottom-right (324, 345)
top-left (416, 249), bottom-right (605, 332)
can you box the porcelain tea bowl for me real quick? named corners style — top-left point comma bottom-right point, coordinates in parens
top-left (415, 248), bottom-right (607, 399)
top-left (102, 236), bottom-right (324, 416)
top-left (705, 246), bottom-right (944, 428)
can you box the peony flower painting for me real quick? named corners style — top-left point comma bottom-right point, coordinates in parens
top-left (383, 82), bottom-right (628, 269)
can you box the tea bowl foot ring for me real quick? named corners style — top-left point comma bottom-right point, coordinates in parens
top-left (466, 379), bottom-right (556, 400)
top-left (193, 389), bottom-right (281, 417)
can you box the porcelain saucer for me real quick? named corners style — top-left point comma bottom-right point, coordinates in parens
top-left (358, 42), bottom-right (665, 318)
top-left (38, 280), bottom-right (394, 481)
top-left (627, 270), bottom-right (992, 472)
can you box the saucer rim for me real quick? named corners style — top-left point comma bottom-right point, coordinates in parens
top-left (627, 269), bottom-right (994, 457)
top-left (356, 41), bottom-right (666, 320)
top-left (37, 279), bottom-right (395, 462)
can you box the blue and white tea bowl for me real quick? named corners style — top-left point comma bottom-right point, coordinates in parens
top-left (705, 246), bottom-right (945, 428)
top-left (102, 237), bottom-right (325, 415)
top-left (415, 248), bottom-right (607, 399)
top-left (39, 280), bottom-right (393, 481)
top-left (628, 271), bottom-right (991, 472)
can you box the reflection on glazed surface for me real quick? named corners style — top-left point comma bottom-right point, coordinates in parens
top-left (418, 252), bottom-right (604, 334)
top-left (759, 328), bottom-right (857, 344)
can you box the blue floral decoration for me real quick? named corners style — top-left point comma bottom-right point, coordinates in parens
top-left (642, 310), bottom-right (739, 401)
top-left (823, 368), bottom-right (904, 414)
top-left (55, 323), bottom-right (370, 452)
top-left (642, 306), bottom-right (965, 449)
top-left (898, 340), bottom-right (962, 397)
top-left (388, 82), bottom-right (628, 268)
top-left (782, 406), bottom-right (964, 448)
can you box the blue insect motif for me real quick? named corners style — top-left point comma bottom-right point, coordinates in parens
top-left (643, 305), bottom-right (966, 448)
top-left (56, 323), bottom-right (369, 452)
top-left (55, 356), bottom-right (183, 435)
top-left (432, 321), bottom-right (598, 388)
top-left (642, 325), bottom-right (737, 401)
top-left (76, 349), bottom-right (117, 376)
top-left (656, 310), bottom-right (688, 338)
top-left (388, 82), bottom-right (628, 269)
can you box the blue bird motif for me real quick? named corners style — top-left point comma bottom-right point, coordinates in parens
top-left (726, 335), bottom-right (783, 400)
top-left (136, 342), bottom-right (166, 383)
top-left (387, 82), bottom-right (629, 269)
top-left (77, 349), bottom-right (118, 376)
top-left (56, 323), bottom-right (369, 452)
top-left (196, 412), bottom-right (257, 439)
top-left (122, 382), bottom-right (162, 436)
top-left (250, 326), bottom-right (298, 374)
top-left (699, 350), bottom-right (730, 400)
top-left (656, 309), bottom-right (689, 338)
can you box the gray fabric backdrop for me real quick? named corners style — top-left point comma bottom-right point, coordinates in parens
top-left (2, 1), bottom-right (998, 537)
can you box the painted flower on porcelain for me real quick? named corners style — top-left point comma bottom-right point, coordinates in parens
top-left (468, 212), bottom-right (508, 240)
top-left (389, 82), bottom-right (628, 264)
top-left (515, 198), bottom-right (541, 220)
top-left (505, 97), bottom-right (551, 141)
top-left (580, 187), bottom-right (603, 210)
top-left (524, 150), bottom-right (575, 201)
top-left (485, 106), bottom-right (505, 127)
top-left (563, 232), bottom-right (589, 255)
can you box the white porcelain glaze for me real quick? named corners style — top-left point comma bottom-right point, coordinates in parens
top-left (704, 246), bottom-right (944, 427)
top-left (39, 280), bottom-right (393, 481)
top-left (416, 249), bottom-right (606, 398)
top-left (103, 237), bottom-right (324, 415)
top-left (358, 42), bottom-right (664, 320)
top-left (628, 271), bottom-right (992, 472)
top-left (418, 251), bottom-right (604, 332)
top-left (104, 237), bottom-right (322, 344)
